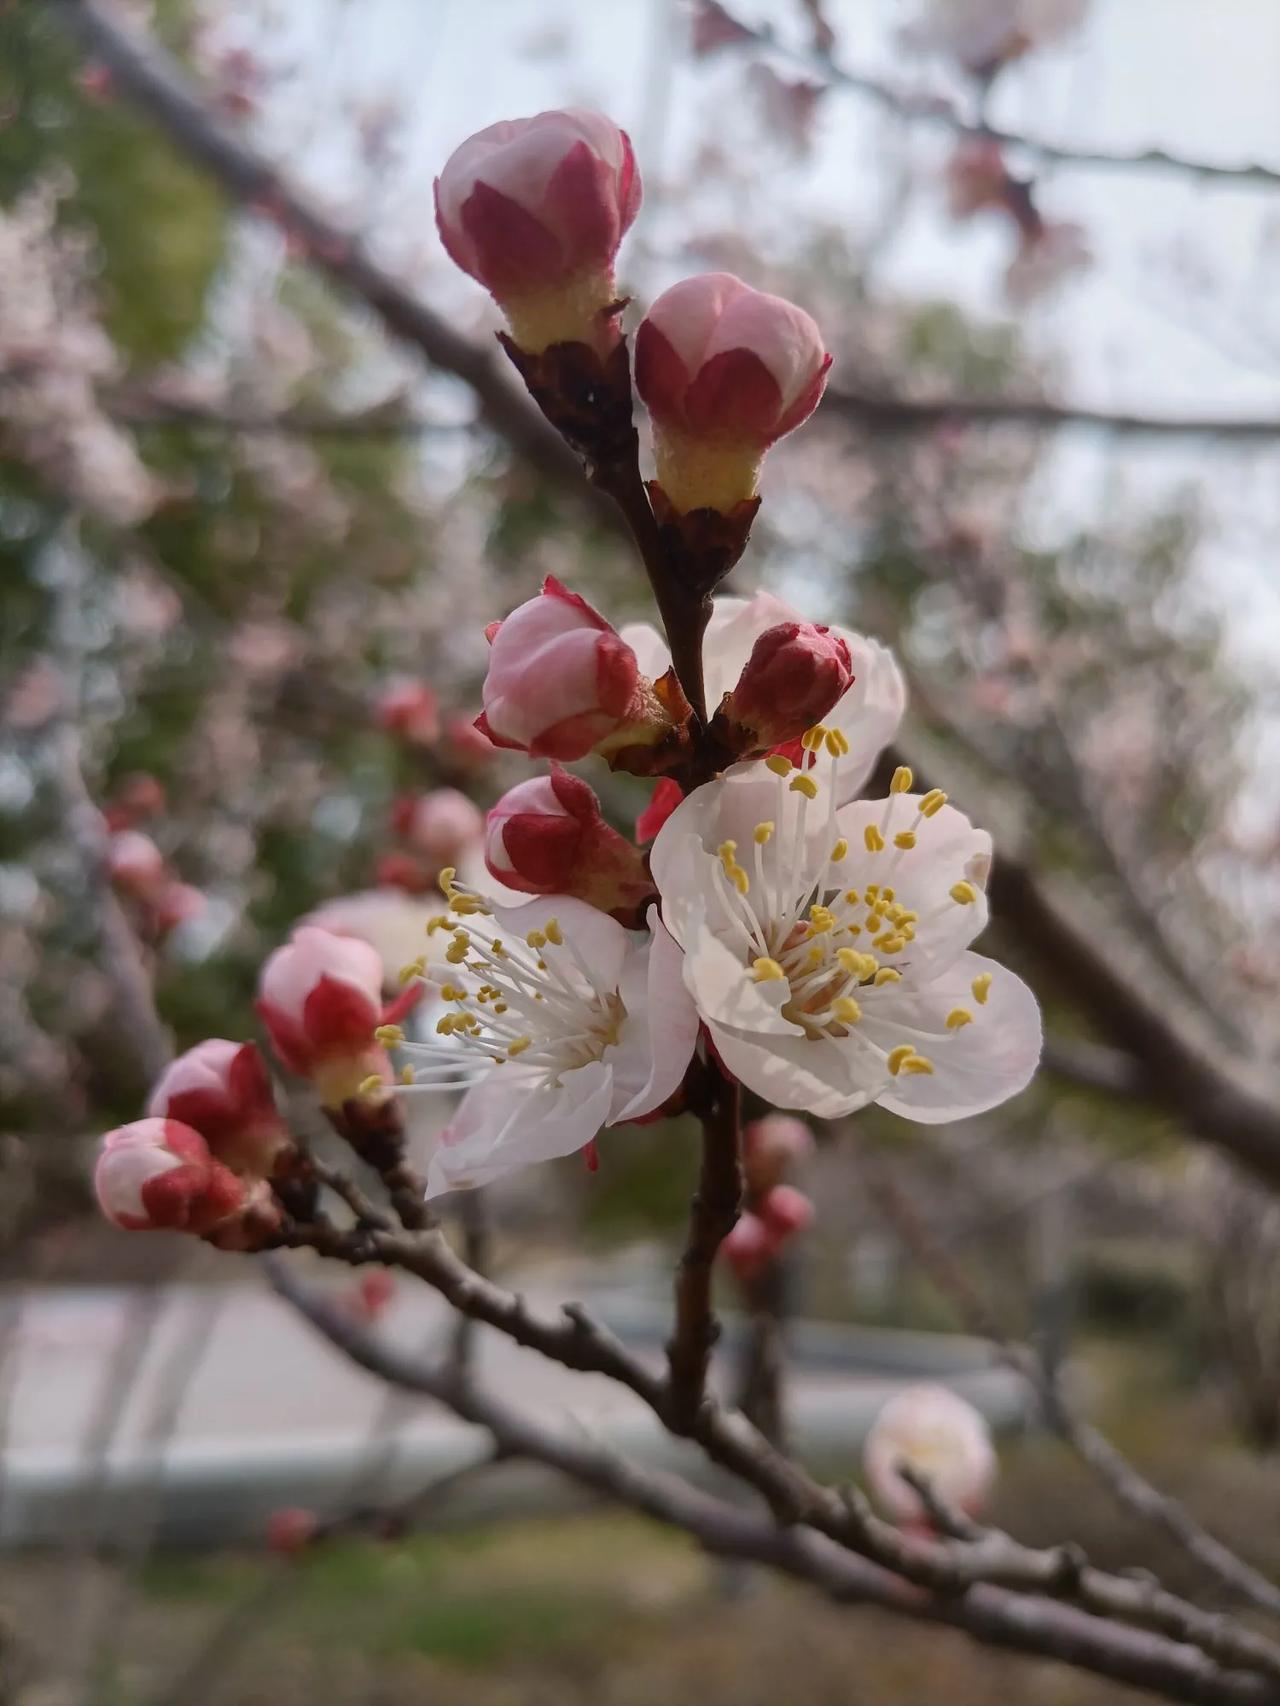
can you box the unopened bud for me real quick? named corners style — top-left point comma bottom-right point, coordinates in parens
top-left (722, 621), bottom-right (852, 750)
top-left (863, 1384), bottom-right (996, 1525)
top-left (743, 1114), bottom-right (814, 1195)
top-left (106, 829), bottom-right (166, 899)
top-left (95, 1118), bottom-right (256, 1238)
top-left (435, 108), bottom-right (641, 357)
top-left (149, 1039), bottom-right (294, 1179)
top-left (485, 767), bottom-right (653, 923)
top-left (635, 271), bottom-right (830, 513)
top-left (375, 679), bottom-right (439, 746)
top-left (256, 926), bottom-right (392, 1108)
top-left (266, 1506), bottom-right (318, 1554)
top-left (393, 788), bottom-right (484, 867)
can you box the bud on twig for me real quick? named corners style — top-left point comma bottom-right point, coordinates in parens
top-left (717, 620), bottom-right (853, 752)
top-left (148, 1039), bottom-right (295, 1179)
top-left (94, 1118), bottom-right (281, 1248)
top-left (485, 767), bottom-right (655, 923)
top-left (256, 927), bottom-right (393, 1109)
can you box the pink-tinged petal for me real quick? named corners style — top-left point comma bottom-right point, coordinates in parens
top-left (683, 347), bottom-right (784, 441)
top-left (633, 319), bottom-right (693, 424)
top-left (636, 777), bottom-right (684, 844)
top-left (864, 951), bottom-right (1042, 1124)
top-left (864, 1383), bottom-right (996, 1523)
top-left (616, 620), bottom-right (672, 683)
top-left (826, 635), bottom-right (907, 799)
top-left (300, 974), bottom-right (382, 1060)
top-left (424, 1060), bottom-right (614, 1197)
top-left (706, 1017), bottom-right (885, 1119)
top-left (607, 908), bottom-right (700, 1122)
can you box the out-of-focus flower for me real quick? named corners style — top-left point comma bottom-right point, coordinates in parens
top-left (478, 576), bottom-right (651, 761)
top-left (266, 1506), bottom-right (318, 1554)
top-left (394, 788), bottom-right (485, 868)
top-left (399, 894), bottom-right (698, 1197)
top-left (103, 773), bottom-right (167, 832)
top-left (256, 926), bottom-right (392, 1108)
top-left (943, 136), bottom-right (1012, 219)
top-left (721, 620), bottom-right (853, 751)
top-left (721, 1184), bottom-right (814, 1280)
top-left (1004, 219), bottom-right (1091, 304)
top-left (148, 1040), bottom-right (293, 1178)
top-left (623, 591), bottom-right (905, 801)
top-left (485, 767), bottom-right (653, 921)
top-left (444, 712), bottom-right (498, 769)
top-left (376, 679), bottom-right (440, 746)
top-left (373, 853), bottom-right (438, 896)
top-left (691, 0), bottom-right (758, 55)
top-left (635, 272), bottom-right (830, 513)
top-left (305, 889), bottom-right (450, 989)
top-left (742, 1113), bottom-right (814, 1195)
top-left (94, 1117), bottom-right (279, 1247)
top-left (652, 752), bottom-right (1041, 1120)
top-left (435, 109), bottom-right (640, 356)
top-left (863, 1384), bottom-right (996, 1523)
top-left (908, 0), bottom-right (1090, 74)
top-left (106, 829), bottom-right (166, 899)
top-left (150, 881), bottom-right (206, 937)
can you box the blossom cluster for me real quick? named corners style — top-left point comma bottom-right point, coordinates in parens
top-left (92, 105), bottom-right (1040, 1262)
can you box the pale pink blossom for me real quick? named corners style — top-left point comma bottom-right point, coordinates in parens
top-left (864, 1384), bottom-right (996, 1523)
top-left (635, 272), bottom-right (830, 512)
top-left (435, 109), bottom-right (640, 353)
top-left (478, 576), bottom-right (645, 761)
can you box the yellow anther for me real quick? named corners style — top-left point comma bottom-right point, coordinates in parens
top-left (876, 933), bottom-right (907, 955)
top-left (887, 1045), bottom-right (916, 1077)
top-left (440, 983), bottom-right (466, 1001)
top-left (765, 754), bottom-right (793, 776)
top-left (537, 958), bottom-right (547, 971)
top-left (754, 821), bottom-right (775, 844)
top-left (901, 1054), bottom-right (935, 1076)
top-left (843, 888), bottom-right (860, 906)
top-left (882, 887), bottom-right (895, 902)
top-left (865, 912), bottom-right (884, 933)
top-left (837, 948), bottom-right (877, 980)
top-left (864, 824), bottom-right (885, 853)
top-left (507, 1036), bottom-right (532, 1057)
top-left (438, 866), bottom-right (457, 892)
top-left (357, 1074), bottom-right (386, 1098)
top-left (526, 928), bottom-right (546, 949)
top-left (920, 789), bottom-right (948, 818)
top-left (801, 724), bottom-right (828, 751)
top-left (491, 939), bottom-right (506, 958)
top-left (893, 831), bottom-right (917, 851)
top-left (806, 943), bottom-right (825, 967)
top-left (865, 884), bottom-right (880, 900)
top-left (436, 1014), bottom-right (456, 1036)
top-left (873, 967), bottom-right (902, 986)
top-left (808, 904), bottom-right (835, 933)
top-left (493, 1001), bottom-right (508, 1015)
top-left (374, 1024), bottom-right (405, 1046)
top-left (946, 1008), bottom-right (974, 1031)
top-left (972, 972), bottom-right (993, 1006)
top-left (828, 727), bottom-right (850, 755)
top-left (398, 1065), bottom-right (415, 1085)
top-left (732, 866), bottom-right (749, 894)
top-left (950, 880), bottom-right (979, 906)
top-left (451, 893), bottom-right (488, 916)
top-left (426, 914), bottom-right (450, 935)
top-left (445, 936), bottom-right (470, 965)
top-left (831, 837), bottom-right (849, 862)
top-left (891, 765), bottom-right (914, 793)
top-left (752, 957), bottom-right (786, 983)
top-left (398, 956), bottom-right (425, 985)
top-left (789, 774), bottom-right (819, 800)
top-left (832, 996), bottom-right (862, 1024)
top-left (544, 918), bottom-right (563, 946)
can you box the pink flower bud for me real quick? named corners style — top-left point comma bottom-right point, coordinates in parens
top-left (478, 576), bottom-right (643, 761)
top-left (863, 1384), bottom-right (996, 1525)
top-left (485, 767), bottom-right (654, 922)
top-left (743, 1114), bottom-right (814, 1195)
top-left (150, 881), bottom-right (205, 936)
top-left (375, 679), bottom-right (439, 746)
top-left (374, 852), bottom-right (437, 895)
top-left (148, 1040), bottom-right (293, 1179)
top-left (104, 772), bottom-right (166, 831)
top-left (435, 109), bottom-right (641, 355)
top-left (266, 1506), bottom-right (318, 1554)
top-left (444, 712), bottom-right (497, 768)
top-left (720, 1211), bottom-right (775, 1281)
top-left (759, 1183), bottom-right (815, 1239)
top-left (943, 137), bottom-right (1011, 219)
top-left (256, 926), bottom-right (391, 1107)
top-left (94, 1118), bottom-right (247, 1234)
top-left (635, 272), bottom-right (831, 512)
top-left (722, 621), bottom-right (853, 749)
top-left (394, 789), bottom-right (484, 867)
top-left (107, 829), bottom-right (166, 898)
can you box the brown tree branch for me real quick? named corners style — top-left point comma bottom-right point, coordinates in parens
top-left (268, 1253), bottom-right (1280, 1705)
top-left (862, 1158), bottom-right (1280, 1620)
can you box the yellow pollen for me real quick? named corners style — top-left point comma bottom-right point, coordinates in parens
top-left (831, 837), bottom-right (849, 862)
top-left (864, 825), bottom-right (885, 853)
top-left (398, 1065), bottom-right (415, 1084)
top-left (765, 754), bottom-right (793, 776)
top-left (808, 905), bottom-right (835, 933)
top-left (887, 1045), bottom-right (916, 1077)
top-left (843, 888), bottom-right (860, 905)
top-left (833, 997), bottom-right (862, 1023)
top-left (972, 972), bottom-right (993, 1006)
top-left (865, 884), bottom-right (879, 900)
top-left (357, 1074), bottom-right (386, 1097)
top-left (754, 821), bottom-right (775, 844)
top-left (491, 939), bottom-right (506, 958)
top-left (920, 789), bottom-right (948, 818)
top-left (426, 914), bottom-right (449, 935)
top-left (537, 958), bottom-right (547, 971)
top-left (445, 937), bottom-right (470, 965)
top-left (450, 894), bottom-right (488, 916)
top-left (507, 1037), bottom-right (532, 1057)
top-left (436, 1014), bottom-right (456, 1036)
top-left (891, 765), bottom-right (914, 793)
top-left (950, 880), bottom-right (979, 905)
top-left (828, 727), bottom-right (850, 755)
top-left (837, 948), bottom-right (877, 979)
top-left (493, 1001), bottom-right (508, 1014)
top-left (946, 1008), bottom-right (974, 1030)
top-left (526, 929), bottom-right (546, 948)
top-left (438, 866), bottom-right (457, 892)
top-left (544, 918), bottom-right (563, 946)
top-left (873, 967), bottom-right (902, 986)
top-left (894, 830), bottom-right (916, 850)
top-left (790, 775), bottom-right (819, 800)
top-left (801, 724), bottom-right (827, 751)
top-left (374, 1024), bottom-right (404, 1046)
top-left (882, 887), bottom-right (895, 902)
top-left (876, 933), bottom-right (907, 955)
top-left (753, 957), bottom-right (786, 982)
top-left (901, 1054), bottom-right (935, 1076)
top-left (806, 944), bottom-right (825, 968)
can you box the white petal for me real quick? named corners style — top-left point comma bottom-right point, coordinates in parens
top-left (702, 591), bottom-right (803, 703)
top-left (683, 914), bottom-right (796, 1036)
top-left (833, 795), bottom-right (993, 981)
top-left (424, 1060), bottom-right (614, 1197)
top-left (707, 1018), bottom-right (884, 1120)
top-left (827, 634), bottom-right (907, 799)
top-left (489, 894), bottom-right (630, 994)
top-left (606, 909), bottom-right (700, 1121)
top-left (617, 620), bottom-right (672, 683)
top-left (861, 951), bottom-right (1042, 1124)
